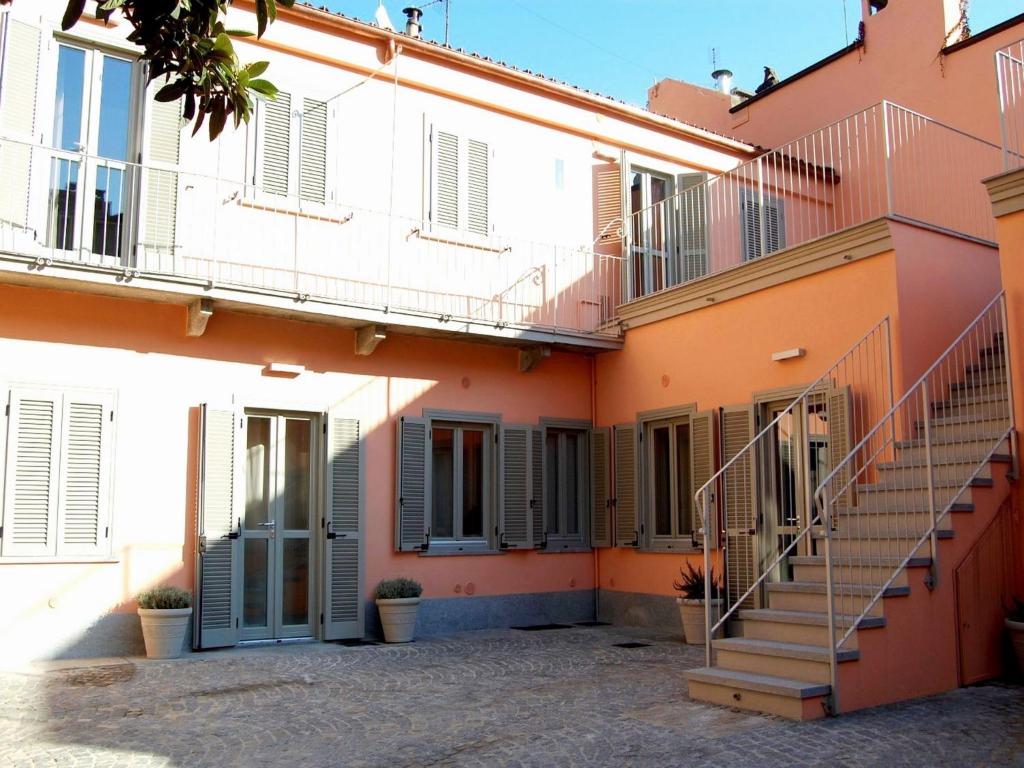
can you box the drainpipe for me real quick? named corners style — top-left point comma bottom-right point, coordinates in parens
top-left (591, 354), bottom-right (600, 622)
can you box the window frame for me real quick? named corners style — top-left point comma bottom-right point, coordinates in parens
top-left (638, 404), bottom-right (699, 553)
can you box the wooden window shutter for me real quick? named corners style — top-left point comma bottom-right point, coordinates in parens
top-left (594, 162), bottom-right (622, 245)
top-left (0, 20), bottom-right (41, 231)
top-left (613, 423), bottom-right (639, 547)
top-left (395, 416), bottom-right (430, 551)
top-left (827, 386), bottom-right (855, 507)
top-left (530, 427), bottom-right (545, 548)
top-left (498, 424), bottom-right (531, 549)
top-left (740, 189), bottom-right (762, 261)
top-left (1, 389), bottom-right (61, 557)
top-left (195, 404), bottom-right (243, 649)
top-left (765, 198), bottom-right (786, 253)
top-left (432, 128), bottom-right (459, 229)
top-left (323, 414), bottom-right (364, 640)
top-left (689, 410), bottom-right (718, 548)
top-left (467, 139), bottom-right (489, 235)
top-left (589, 426), bottom-right (612, 547)
top-left (299, 98), bottom-right (328, 203)
top-left (141, 95), bottom-right (182, 254)
top-left (261, 92), bottom-right (292, 196)
top-left (720, 405), bottom-right (757, 609)
top-left (677, 173), bottom-right (709, 282)
top-left (56, 392), bottom-right (114, 557)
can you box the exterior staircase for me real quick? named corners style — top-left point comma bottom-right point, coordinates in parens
top-left (686, 309), bottom-right (1014, 719)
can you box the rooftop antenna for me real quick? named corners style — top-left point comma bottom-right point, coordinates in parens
top-left (418, 0), bottom-right (450, 46)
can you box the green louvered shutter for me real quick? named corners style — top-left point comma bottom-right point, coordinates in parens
top-left (689, 410), bottom-right (717, 548)
top-left (589, 427), bottom-right (611, 547)
top-left (195, 405), bottom-right (242, 649)
top-left (530, 427), bottom-right (545, 548)
top-left (396, 416), bottom-right (430, 551)
top-left (614, 423), bottom-right (639, 547)
top-left (499, 424), bottom-right (531, 549)
top-left (721, 405), bottom-right (757, 609)
top-left (323, 414), bottom-right (363, 640)
top-left (0, 20), bottom-right (41, 232)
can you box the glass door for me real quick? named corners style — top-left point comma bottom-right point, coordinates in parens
top-left (48, 44), bottom-right (137, 264)
top-left (628, 169), bottom-right (672, 299)
top-left (242, 413), bottom-right (317, 640)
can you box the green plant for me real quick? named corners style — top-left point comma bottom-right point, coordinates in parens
top-left (1007, 596), bottom-right (1024, 623)
top-left (672, 562), bottom-right (720, 601)
top-left (138, 585), bottom-right (193, 610)
top-left (375, 577), bottom-right (423, 600)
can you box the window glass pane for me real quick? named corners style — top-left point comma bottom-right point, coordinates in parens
top-left (462, 429), bottom-right (484, 538)
top-left (283, 419), bottom-right (311, 530)
top-left (243, 538), bottom-right (268, 628)
top-left (432, 427), bottom-right (454, 538)
top-left (281, 538), bottom-right (309, 626)
top-left (91, 165), bottom-right (125, 257)
top-left (53, 46), bottom-right (85, 152)
top-left (545, 432), bottom-right (560, 535)
top-left (97, 56), bottom-right (132, 161)
top-left (676, 424), bottom-right (692, 535)
top-left (245, 417), bottom-right (272, 529)
top-left (652, 426), bottom-right (672, 536)
top-left (48, 157), bottom-right (79, 250)
top-left (565, 433), bottom-right (579, 535)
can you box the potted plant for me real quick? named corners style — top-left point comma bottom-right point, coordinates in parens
top-left (672, 563), bottom-right (722, 646)
top-left (375, 577), bottom-right (423, 643)
top-left (1007, 596), bottom-right (1024, 677)
top-left (137, 585), bottom-right (193, 659)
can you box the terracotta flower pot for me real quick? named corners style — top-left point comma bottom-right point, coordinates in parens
top-left (138, 607), bottom-right (192, 659)
top-left (376, 597), bottom-right (421, 643)
top-left (677, 597), bottom-right (722, 645)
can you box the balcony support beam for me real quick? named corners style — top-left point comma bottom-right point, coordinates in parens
top-left (355, 324), bottom-right (387, 356)
top-left (518, 345), bottom-right (551, 373)
top-left (186, 298), bottom-right (214, 337)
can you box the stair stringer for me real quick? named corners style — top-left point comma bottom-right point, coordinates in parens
top-left (834, 457), bottom-right (1012, 714)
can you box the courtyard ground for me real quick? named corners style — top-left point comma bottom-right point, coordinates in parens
top-left (1, 624), bottom-right (1022, 767)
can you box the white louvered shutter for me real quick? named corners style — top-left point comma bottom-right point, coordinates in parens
top-left (323, 414), bottom-right (363, 640)
top-left (589, 427), bottom-right (611, 548)
top-left (677, 172), bottom-right (709, 282)
top-left (0, 20), bottom-right (41, 231)
top-left (1, 390), bottom-right (61, 557)
top-left (195, 404), bottom-right (242, 649)
top-left (467, 139), bottom-right (489, 235)
top-left (299, 98), bottom-right (328, 203)
top-left (499, 424), bottom-right (531, 549)
top-left (141, 94), bottom-right (182, 258)
top-left (827, 386), bottom-right (854, 507)
top-left (261, 92), bottom-right (292, 196)
top-left (613, 423), bottom-right (639, 547)
top-left (594, 162), bottom-right (623, 249)
top-left (432, 128), bottom-right (459, 229)
top-left (721, 405), bottom-right (757, 609)
top-left (55, 392), bottom-right (114, 556)
top-left (396, 416), bottom-right (430, 551)
top-left (740, 189), bottom-right (762, 261)
top-left (765, 197), bottom-right (786, 253)
top-left (689, 410), bottom-right (717, 548)
top-left (530, 427), bottom-right (545, 548)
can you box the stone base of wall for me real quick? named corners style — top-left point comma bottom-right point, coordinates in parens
top-left (597, 590), bottom-right (681, 635)
top-left (366, 589), bottom-right (596, 640)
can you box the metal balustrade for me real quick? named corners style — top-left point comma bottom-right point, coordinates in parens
top-left (0, 137), bottom-right (623, 339)
top-left (997, 39), bottom-right (1024, 171)
top-left (624, 102), bottom-right (1002, 303)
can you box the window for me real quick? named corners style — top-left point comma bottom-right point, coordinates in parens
top-left (740, 188), bottom-right (786, 261)
top-left (543, 428), bottom-right (588, 549)
top-left (257, 92), bottom-right (331, 203)
top-left (431, 421), bottom-right (492, 544)
top-left (1, 387), bottom-right (115, 558)
top-left (645, 418), bottom-right (693, 547)
top-left (429, 125), bottom-right (491, 235)
top-left (628, 167), bottom-right (672, 298)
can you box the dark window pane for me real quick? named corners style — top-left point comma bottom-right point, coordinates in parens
top-left (462, 429), bottom-right (484, 538)
top-left (653, 426), bottom-right (671, 536)
top-left (97, 56), bottom-right (132, 161)
top-left (432, 427), bottom-right (454, 538)
top-left (53, 46), bottom-right (85, 152)
top-left (245, 417), bottom-right (272, 529)
top-left (91, 166), bottom-right (125, 258)
top-left (545, 432), bottom-right (559, 534)
top-left (48, 157), bottom-right (79, 250)
top-left (283, 419), bottom-right (311, 530)
top-left (281, 538), bottom-right (309, 626)
top-left (243, 538), bottom-right (268, 628)
top-left (676, 424), bottom-right (692, 535)
top-left (565, 433), bottom-right (579, 535)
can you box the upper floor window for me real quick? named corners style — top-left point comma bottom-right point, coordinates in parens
top-left (429, 124), bottom-right (491, 235)
top-left (740, 188), bottom-right (786, 261)
top-left (256, 92), bottom-right (331, 204)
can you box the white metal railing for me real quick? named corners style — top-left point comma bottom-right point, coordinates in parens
top-left (815, 291), bottom-right (1014, 713)
top-left (625, 101), bottom-right (1002, 303)
top-left (0, 136), bottom-right (623, 339)
top-left (697, 316), bottom-right (894, 669)
top-left (997, 39), bottom-right (1024, 171)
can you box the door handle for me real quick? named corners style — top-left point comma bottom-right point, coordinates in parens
top-left (326, 521), bottom-right (336, 540)
top-left (259, 521), bottom-right (276, 527)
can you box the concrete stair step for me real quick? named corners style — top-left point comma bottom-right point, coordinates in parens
top-left (765, 580), bottom-right (906, 616)
top-left (916, 416), bottom-right (1009, 442)
top-left (737, 608), bottom-right (884, 649)
top-left (895, 436), bottom-right (1007, 464)
top-left (790, 554), bottom-right (930, 587)
top-left (815, 528), bottom-right (953, 559)
top-left (684, 666), bottom-right (831, 720)
top-left (875, 460), bottom-right (998, 487)
top-left (857, 476), bottom-right (988, 494)
top-left (830, 511), bottom-right (963, 537)
top-left (930, 397), bottom-right (1011, 420)
top-left (713, 637), bottom-right (859, 685)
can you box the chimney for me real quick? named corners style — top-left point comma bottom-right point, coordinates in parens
top-left (402, 6), bottom-right (423, 38)
top-left (711, 68), bottom-right (733, 95)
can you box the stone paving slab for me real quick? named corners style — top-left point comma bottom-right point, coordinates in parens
top-left (0, 625), bottom-right (1022, 767)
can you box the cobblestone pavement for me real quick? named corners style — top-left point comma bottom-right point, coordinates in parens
top-left (1, 625), bottom-right (1023, 767)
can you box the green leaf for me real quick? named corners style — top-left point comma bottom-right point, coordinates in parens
top-left (61, 0), bottom-right (87, 31)
top-left (246, 61), bottom-right (270, 78)
top-left (226, 29), bottom-right (255, 38)
top-left (155, 79), bottom-right (188, 102)
top-left (248, 79), bottom-right (278, 98)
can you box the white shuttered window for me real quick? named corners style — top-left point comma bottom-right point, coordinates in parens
top-left (430, 125), bottom-right (492, 235)
top-left (258, 92), bottom-right (331, 203)
top-left (1, 387), bottom-right (115, 558)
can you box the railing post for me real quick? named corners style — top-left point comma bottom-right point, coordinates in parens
top-left (756, 156), bottom-right (765, 258)
top-left (997, 52), bottom-right (1010, 171)
top-left (821, 486), bottom-right (839, 716)
top-left (703, 490), bottom-right (713, 669)
top-left (882, 101), bottom-right (895, 215)
top-left (922, 378), bottom-right (939, 590)
top-left (998, 294), bottom-right (1019, 480)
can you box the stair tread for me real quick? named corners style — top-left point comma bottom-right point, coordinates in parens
top-left (858, 476), bottom-right (991, 491)
top-left (916, 414), bottom-right (1009, 427)
top-left (812, 527), bottom-right (954, 540)
top-left (738, 608), bottom-right (886, 629)
top-left (834, 502), bottom-right (973, 515)
top-left (766, 581), bottom-right (909, 598)
top-left (684, 666), bottom-right (831, 699)
top-left (896, 434), bottom-right (1006, 448)
top-left (790, 554), bottom-right (931, 568)
top-left (713, 636), bottom-right (859, 663)
top-left (879, 454), bottom-right (1009, 471)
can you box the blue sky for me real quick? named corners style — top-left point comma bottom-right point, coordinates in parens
top-left (325, 1), bottom-right (1020, 106)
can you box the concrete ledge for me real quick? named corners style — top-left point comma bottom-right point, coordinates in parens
top-left (597, 589), bottom-right (681, 634)
top-left (984, 166), bottom-right (1024, 218)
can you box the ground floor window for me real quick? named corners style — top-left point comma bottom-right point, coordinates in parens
top-left (431, 421), bottom-right (493, 544)
top-left (644, 417), bottom-right (693, 548)
top-left (544, 427), bottom-right (588, 548)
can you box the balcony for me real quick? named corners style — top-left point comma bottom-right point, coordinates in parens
top-left (622, 101), bottom-right (1002, 304)
top-left (997, 39), bottom-right (1024, 171)
top-left (0, 136), bottom-right (623, 348)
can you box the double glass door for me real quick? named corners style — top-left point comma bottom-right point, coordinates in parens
top-left (242, 414), bottom-right (316, 640)
top-left (48, 43), bottom-right (136, 262)
top-left (628, 169), bottom-right (672, 299)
